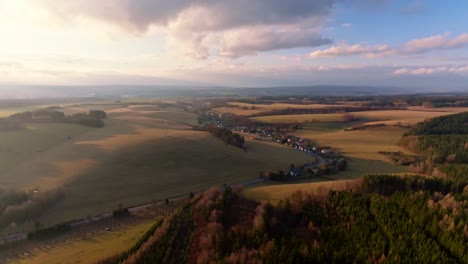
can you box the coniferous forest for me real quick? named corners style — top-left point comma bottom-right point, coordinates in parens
top-left (100, 173), bottom-right (467, 264)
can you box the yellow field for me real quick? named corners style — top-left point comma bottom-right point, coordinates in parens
top-left (11, 221), bottom-right (154, 264)
top-left (252, 113), bottom-right (345, 123)
top-left (62, 103), bottom-right (123, 115)
top-left (297, 125), bottom-right (410, 177)
top-left (213, 102), bottom-right (356, 116)
top-left (245, 179), bottom-right (359, 203)
top-left (251, 109), bottom-right (468, 125)
top-left (406, 106), bottom-right (468, 113)
top-left (245, 125), bottom-right (410, 203)
top-left (354, 110), bottom-right (467, 126)
top-left (297, 126), bottom-right (411, 161)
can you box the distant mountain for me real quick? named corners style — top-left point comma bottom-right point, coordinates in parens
top-left (0, 85), bottom-right (465, 100)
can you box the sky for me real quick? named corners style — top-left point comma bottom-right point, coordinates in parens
top-left (0, 0), bottom-right (467, 89)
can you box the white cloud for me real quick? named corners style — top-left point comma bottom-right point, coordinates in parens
top-left (309, 43), bottom-right (392, 58)
top-left (38, 0), bottom-right (336, 58)
top-left (341, 23), bottom-right (352, 28)
top-left (393, 66), bottom-right (468, 75)
top-left (310, 33), bottom-right (468, 59)
top-left (402, 33), bottom-right (468, 54)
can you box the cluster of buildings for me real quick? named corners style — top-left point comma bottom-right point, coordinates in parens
top-left (198, 111), bottom-right (346, 179)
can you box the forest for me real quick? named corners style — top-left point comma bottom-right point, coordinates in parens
top-left (404, 112), bottom-right (468, 135)
top-left (98, 174), bottom-right (467, 264)
top-left (8, 108), bottom-right (107, 128)
top-left (401, 112), bottom-right (468, 182)
top-left (205, 125), bottom-right (245, 148)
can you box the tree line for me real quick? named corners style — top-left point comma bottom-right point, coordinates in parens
top-left (8, 109), bottom-right (107, 128)
top-left (401, 112), bottom-right (468, 182)
top-left (205, 125), bottom-right (245, 148)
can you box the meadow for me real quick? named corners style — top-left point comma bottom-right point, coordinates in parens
top-left (251, 109), bottom-right (468, 125)
top-left (11, 220), bottom-right (155, 264)
top-left (1, 100), bottom-right (465, 233)
top-left (245, 179), bottom-right (358, 203)
top-left (0, 103), bottom-right (315, 229)
top-left (245, 124), bottom-right (411, 203)
top-left (213, 102), bottom-right (357, 116)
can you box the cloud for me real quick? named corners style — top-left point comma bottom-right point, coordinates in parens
top-left (309, 43), bottom-right (392, 58)
top-left (309, 33), bottom-right (468, 58)
top-left (218, 23), bottom-right (332, 58)
top-left (39, 0), bottom-right (336, 58)
top-left (393, 66), bottom-right (468, 75)
top-left (341, 23), bottom-right (352, 28)
top-left (402, 33), bottom-right (468, 54)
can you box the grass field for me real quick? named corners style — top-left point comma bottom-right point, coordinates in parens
top-left (245, 179), bottom-right (359, 203)
top-left (297, 125), bottom-right (409, 177)
top-left (245, 124), bottom-right (410, 203)
top-left (0, 104), bottom-right (316, 229)
top-left (4, 103), bottom-right (458, 231)
top-left (296, 126), bottom-right (411, 161)
top-left (39, 132), bottom-right (315, 226)
top-left (0, 105), bottom-right (52, 118)
top-left (213, 102), bottom-right (356, 116)
top-left (0, 123), bottom-right (94, 188)
top-left (11, 221), bottom-right (155, 264)
top-left (251, 109), bottom-right (468, 125)
top-left (0, 101), bottom-right (121, 118)
top-left (61, 103), bottom-right (124, 115)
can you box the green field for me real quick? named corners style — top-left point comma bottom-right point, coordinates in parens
top-left (11, 221), bottom-right (155, 264)
top-left (0, 123), bottom-right (94, 188)
top-left (38, 133), bottom-right (315, 226)
top-left (0, 104), bottom-right (316, 229)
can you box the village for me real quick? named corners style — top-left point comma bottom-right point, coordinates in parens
top-left (198, 112), bottom-right (347, 181)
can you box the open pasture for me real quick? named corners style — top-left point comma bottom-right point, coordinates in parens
top-left (406, 106), bottom-right (468, 113)
top-left (252, 113), bottom-right (346, 123)
top-left (38, 132), bottom-right (315, 226)
top-left (61, 103), bottom-right (123, 115)
top-left (11, 221), bottom-right (155, 264)
top-left (251, 109), bottom-right (468, 125)
top-left (296, 125), bottom-right (410, 161)
top-left (245, 179), bottom-right (360, 203)
top-left (0, 104), bottom-right (316, 228)
top-left (213, 102), bottom-right (357, 116)
top-left (0, 123), bottom-right (93, 188)
top-left (244, 124), bottom-right (410, 204)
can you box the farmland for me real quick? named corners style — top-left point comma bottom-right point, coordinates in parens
top-left (213, 102), bottom-right (357, 116)
top-left (0, 92), bottom-right (465, 264)
top-left (245, 179), bottom-right (359, 203)
top-left (251, 109), bottom-right (467, 125)
top-left (245, 124), bottom-right (415, 203)
top-left (2, 101), bottom-right (463, 227)
top-left (11, 221), bottom-right (155, 264)
top-left (0, 102), bottom-right (315, 229)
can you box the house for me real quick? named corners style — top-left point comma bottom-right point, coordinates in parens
top-left (321, 149), bottom-right (331, 154)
